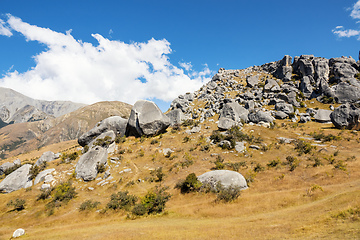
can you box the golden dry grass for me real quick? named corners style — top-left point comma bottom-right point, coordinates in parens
top-left (0, 117), bottom-right (360, 239)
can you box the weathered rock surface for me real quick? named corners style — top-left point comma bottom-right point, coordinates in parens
top-left (35, 151), bottom-right (58, 166)
top-left (12, 228), bottom-right (25, 238)
top-left (248, 110), bottom-right (274, 123)
top-left (313, 109), bottom-right (333, 123)
top-left (0, 164), bottom-right (32, 193)
top-left (166, 109), bottom-right (187, 126)
top-left (0, 159), bottom-right (20, 175)
top-left (197, 170), bottom-right (248, 190)
top-left (126, 100), bottom-right (170, 137)
top-left (246, 75), bottom-right (259, 88)
top-left (330, 103), bottom-right (360, 129)
top-left (75, 146), bottom-right (108, 181)
top-left (34, 168), bottom-right (56, 185)
top-left (78, 116), bottom-right (128, 147)
top-left (218, 102), bottom-right (248, 130)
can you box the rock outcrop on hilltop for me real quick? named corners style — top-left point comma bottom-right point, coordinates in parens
top-left (169, 54), bottom-right (360, 129)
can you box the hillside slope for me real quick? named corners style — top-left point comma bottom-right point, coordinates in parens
top-left (0, 101), bottom-right (132, 159)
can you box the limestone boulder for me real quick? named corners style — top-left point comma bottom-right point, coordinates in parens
top-left (0, 164), bottom-right (32, 193)
top-left (34, 168), bottom-right (56, 185)
top-left (197, 170), bottom-right (248, 191)
top-left (275, 102), bottom-right (294, 115)
top-left (35, 151), bottom-right (58, 166)
top-left (333, 81), bottom-right (360, 103)
top-left (126, 100), bottom-right (170, 137)
top-left (75, 146), bottom-right (108, 181)
top-left (166, 109), bottom-right (187, 126)
top-left (13, 228), bottom-right (25, 238)
top-left (78, 116), bottom-right (128, 147)
top-left (218, 102), bottom-right (248, 130)
top-left (313, 109), bottom-right (332, 123)
top-left (264, 79), bottom-right (280, 92)
top-left (330, 103), bottom-right (360, 129)
top-left (246, 75), bottom-right (259, 88)
top-left (248, 110), bottom-right (274, 123)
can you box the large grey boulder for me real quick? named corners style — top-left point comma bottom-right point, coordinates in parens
top-left (248, 110), bottom-right (274, 123)
top-left (197, 170), bottom-right (248, 190)
top-left (300, 76), bottom-right (313, 98)
top-left (166, 109), bottom-right (186, 126)
top-left (0, 164), bottom-right (32, 193)
top-left (88, 130), bottom-right (116, 149)
top-left (246, 75), bottom-right (259, 88)
top-left (34, 168), bottom-right (55, 185)
top-left (313, 109), bottom-right (333, 123)
top-left (218, 102), bottom-right (249, 130)
top-left (0, 160), bottom-right (20, 175)
top-left (126, 100), bottom-right (170, 137)
top-left (264, 79), bottom-right (281, 92)
top-left (333, 81), bottom-right (360, 103)
top-left (313, 58), bottom-right (329, 81)
top-left (275, 102), bottom-right (294, 115)
top-left (330, 57), bottom-right (358, 80)
top-left (78, 116), bottom-right (128, 147)
top-left (330, 103), bottom-right (360, 129)
top-left (35, 151), bottom-right (58, 166)
top-left (75, 146), bottom-right (108, 181)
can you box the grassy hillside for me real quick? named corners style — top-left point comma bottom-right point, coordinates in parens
top-left (0, 107), bottom-right (359, 239)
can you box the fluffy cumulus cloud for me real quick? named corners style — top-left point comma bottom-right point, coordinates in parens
top-left (0, 15), bottom-right (213, 105)
top-left (332, 0), bottom-right (360, 40)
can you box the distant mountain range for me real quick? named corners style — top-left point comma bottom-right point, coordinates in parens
top-left (0, 87), bottom-right (87, 126)
top-left (0, 87), bottom-right (133, 159)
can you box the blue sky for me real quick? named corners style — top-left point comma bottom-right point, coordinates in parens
top-left (0, 0), bottom-right (359, 111)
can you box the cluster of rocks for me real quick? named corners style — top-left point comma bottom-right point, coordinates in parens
top-left (0, 151), bottom-right (59, 193)
top-left (168, 54), bottom-right (360, 130)
top-left (75, 100), bottom-right (171, 181)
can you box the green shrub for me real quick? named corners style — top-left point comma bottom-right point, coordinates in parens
top-left (131, 203), bottom-right (147, 216)
top-left (175, 173), bottom-right (202, 194)
top-left (150, 139), bottom-right (159, 145)
top-left (150, 167), bottom-right (165, 182)
top-left (52, 181), bottom-right (77, 203)
top-left (286, 155), bottom-right (299, 171)
top-left (253, 163), bottom-right (265, 172)
top-left (226, 161), bottom-right (247, 172)
top-left (267, 159), bottom-right (281, 168)
top-left (334, 160), bottom-right (347, 171)
top-left (96, 163), bottom-right (106, 173)
top-left (7, 198), bottom-right (26, 211)
top-left (29, 162), bottom-right (47, 180)
top-left (94, 136), bottom-right (113, 147)
top-left (294, 140), bottom-right (314, 155)
top-left (79, 200), bottom-right (100, 211)
top-left (107, 191), bottom-right (138, 211)
top-left (182, 136), bottom-right (191, 143)
top-left (37, 188), bottom-right (53, 201)
top-left (140, 186), bottom-right (171, 215)
top-left (115, 135), bottom-right (126, 144)
top-left (215, 185), bottom-right (241, 203)
top-left (212, 155), bottom-right (225, 170)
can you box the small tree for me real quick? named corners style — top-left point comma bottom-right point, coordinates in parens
top-left (7, 198), bottom-right (26, 211)
top-left (175, 173), bottom-right (202, 194)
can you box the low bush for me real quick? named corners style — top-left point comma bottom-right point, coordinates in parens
top-left (294, 139), bottom-right (314, 155)
top-left (215, 185), bottom-right (241, 203)
top-left (175, 173), bottom-right (202, 194)
top-left (52, 181), bottom-right (77, 203)
top-left (212, 155), bottom-right (225, 170)
top-left (150, 167), bottom-right (165, 182)
top-left (267, 159), bottom-right (281, 168)
top-left (79, 200), bottom-right (101, 211)
top-left (107, 191), bottom-right (138, 211)
top-left (29, 162), bottom-right (47, 180)
top-left (7, 198), bottom-right (26, 211)
top-left (94, 136), bottom-right (113, 147)
top-left (139, 186), bottom-right (171, 215)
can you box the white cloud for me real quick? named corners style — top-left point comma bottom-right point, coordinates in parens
top-left (333, 1), bottom-right (360, 40)
top-left (179, 61), bottom-right (192, 71)
top-left (0, 15), bottom-right (213, 105)
top-left (0, 19), bottom-right (12, 36)
top-left (332, 27), bottom-right (360, 38)
top-left (350, 0), bottom-right (360, 19)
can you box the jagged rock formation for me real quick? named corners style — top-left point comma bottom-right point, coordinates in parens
top-left (126, 100), bottom-right (170, 137)
top-left (78, 116), bottom-right (127, 147)
top-left (169, 54), bottom-right (360, 130)
top-left (35, 151), bottom-right (59, 166)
